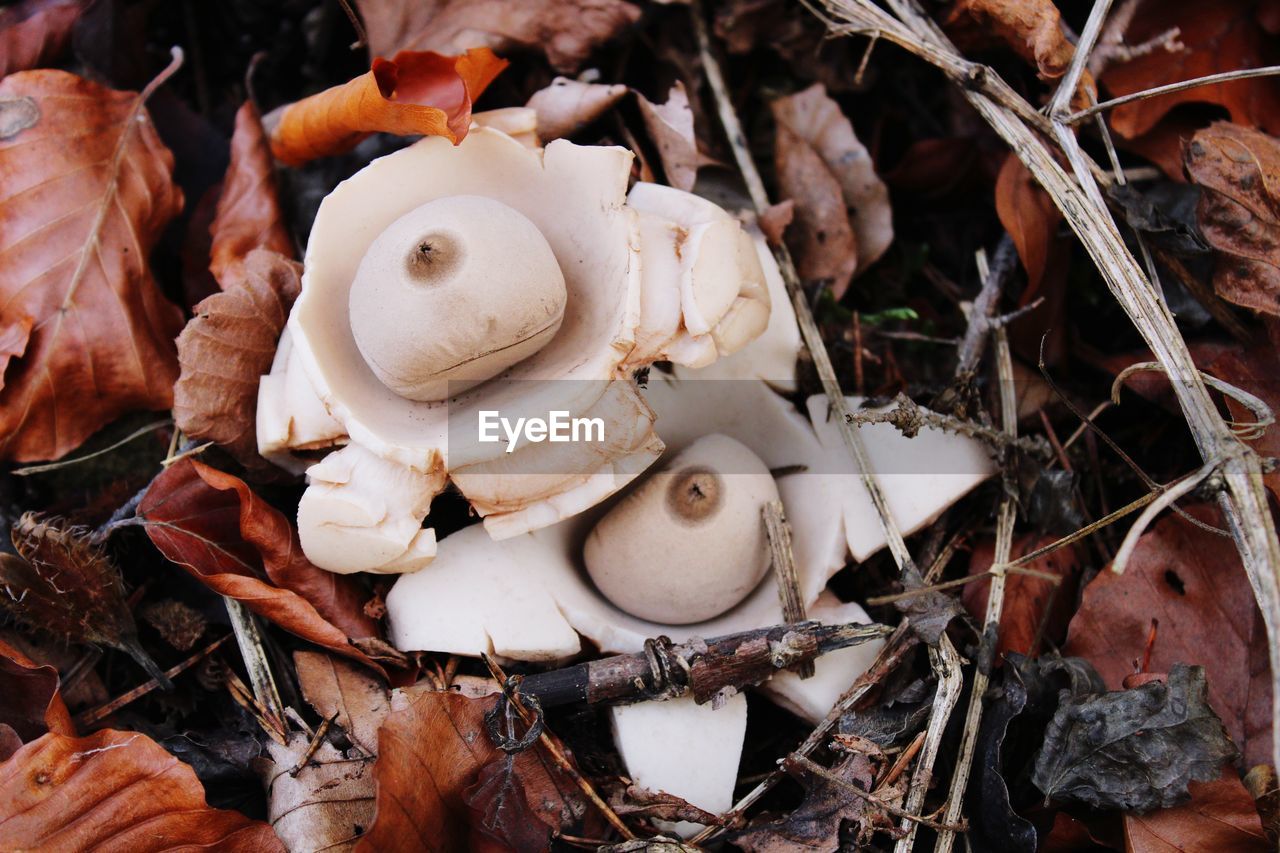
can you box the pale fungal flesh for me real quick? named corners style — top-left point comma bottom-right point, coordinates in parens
top-left (256, 127), bottom-right (772, 573)
top-left (584, 433), bottom-right (779, 624)
top-left (384, 369), bottom-right (993, 815)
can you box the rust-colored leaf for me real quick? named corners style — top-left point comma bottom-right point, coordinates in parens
top-left (0, 69), bottom-right (184, 462)
top-left (1063, 505), bottom-right (1274, 767)
top-left (358, 690), bottom-right (591, 852)
top-left (355, 0), bottom-right (641, 73)
top-left (209, 102), bottom-right (294, 283)
top-left (1199, 344), bottom-right (1280, 503)
top-left (268, 48), bottom-right (507, 166)
top-left (945, 0), bottom-right (1077, 78)
top-left (138, 458), bottom-right (383, 672)
top-left (0, 637), bottom-right (72, 743)
top-left (173, 250), bottom-right (301, 474)
top-left (1102, 0), bottom-right (1280, 139)
top-left (0, 0), bottom-right (87, 78)
top-left (963, 535), bottom-right (1083, 658)
top-left (0, 728), bottom-right (283, 850)
top-left (1124, 772), bottom-right (1270, 852)
top-left (1185, 122), bottom-right (1280, 317)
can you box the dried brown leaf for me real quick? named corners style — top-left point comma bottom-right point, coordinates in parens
top-left (258, 732), bottom-right (375, 853)
top-left (139, 458), bottom-right (384, 672)
top-left (268, 48), bottom-right (506, 166)
top-left (173, 250), bottom-right (301, 473)
top-left (0, 69), bottom-right (184, 462)
top-left (0, 0), bottom-right (87, 78)
top-left (964, 535), bottom-right (1082, 657)
top-left (772, 83), bottom-right (893, 279)
top-left (0, 636), bottom-right (72, 742)
top-left (733, 752), bottom-right (877, 852)
top-left (1185, 122), bottom-right (1280, 317)
top-left (772, 121), bottom-right (857, 296)
top-left (358, 690), bottom-right (590, 852)
top-left (0, 728), bottom-right (283, 850)
top-left (1102, 0), bottom-right (1280, 139)
top-left (1124, 772), bottom-right (1270, 852)
top-left (526, 76), bottom-right (627, 141)
top-left (637, 82), bottom-right (699, 192)
top-left (209, 102), bottom-right (293, 283)
top-left (356, 0), bottom-right (641, 73)
top-left (1063, 505), bottom-right (1274, 767)
top-left (945, 0), bottom-right (1077, 79)
top-left (295, 650), bottom-right (390, 756)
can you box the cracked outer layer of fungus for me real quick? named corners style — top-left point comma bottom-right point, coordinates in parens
top-left (256, 127), bottom-right (773, 573)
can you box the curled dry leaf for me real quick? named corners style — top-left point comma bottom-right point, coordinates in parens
top-left (1063, 505), bottom-right (1274, 767)
top-left (0, 514), bottom-right (167, 684)
top-left (258, 732), bottom-right (375, 853)
top-left (0, 728), bottom-right (283, 850)
top-left (772, 83), bottom-right (893, 294)
top-left (0, 0), bottom-right (87, 78)
top-left (1102, 0), bottom-right (1280, 139)
top-left (0, 69), bottom-right (184, 462)
top-left (0, 637), bottom-right (72, 743)
top-left (267, 48), bottom-right (507, 166)
top-left (637, 82), bottom-right (698, 192)
top-left (963, 535), bottom-right (1083, 658)
top-left (773, 121), bottom-right (857, 296)
top-left (944, 0), bottom-right (1077, 79)
top-left (358, 690), bottom-right (594, 852)
top-left (173, 250), bottom-right (301, 473)
top-left (1185, 122), bottom-right (1280, 318)
top-left (1124, 772), bottom-right (1271, 852)
top-left (138, 458), bottom-right (384, 672)
top-left (355, 0), bottom-right (641, 73)
top-left (294, 650), bottom-right (390, 756)
top-left (526, 76), bottom-right (627, 141)
top-left (209, 102), bottom-right (294, 283)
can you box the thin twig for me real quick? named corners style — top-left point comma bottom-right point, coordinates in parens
top-left (893, 634), bottom-right (963, 852)
top-left (224, 599), bottom-right (287, 733)
top-left (12, 420), bottom-right (171, 476)
top-left (765, 501), bottom-right (813, 678)
top-left (289, 714), bottom-right (336, 776)
top-left (866, 564), bottom-right (1060, 607)
top-left (1067, 65), bottom-right (1280, 124)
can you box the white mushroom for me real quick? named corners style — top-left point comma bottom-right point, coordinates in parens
top-left (258, 127), bottom-right (774, 572)
top-left (585, 434), bottom-right (778, 624)
top-left (347, 195), bottom-right (567, 401)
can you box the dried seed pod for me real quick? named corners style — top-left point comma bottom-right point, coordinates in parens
top-left (1, 513), bottom-right (169, 686)
top-left (140, 600), bottom-right (207, 652)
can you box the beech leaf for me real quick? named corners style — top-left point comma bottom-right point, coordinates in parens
top-left (636, 82), bottom-right (698, 192)
top-left (0, 636), bottom-right (72, 743)
top-left (138, 458), bottom-right (383, 672)
top-left (267, 48), bottom-right (507, 166)
top-left (526, 76), bottom-right (627, 141)
top-left (1185, 121), bottom-right (1280, 318)
top-left (0, 68), bottom-right (184, 462)
top-left (1032, 664), bottom-right (1238, 812)
top-left (1123, 772), bottom-right (1271, 852)
top-left (944, 0), bottom-right (1078, 79)
top-left (209, 102), bottom-right (294, 283)
top-left (173, 250), bottom-right (301, 473)
top-left (0, 728), bottom-right (283, 850)
top-left (354, 0), bottom-right (641, 73)
top-left (257, 732), bottom-right (375, 852)
top-left (772, 122), bottom-right (857, 296)
top-left (1063, 505), bottom-right (1273, 767)
top-left (0, 0), bottom-right (87, 79)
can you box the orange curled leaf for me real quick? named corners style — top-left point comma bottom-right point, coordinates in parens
top-left (0, 637), bottom-right (73, 743)
top-left (268, 47), bottom-right (508, 166)
top-left (0, 728), bottom-right (283, 850)
top-left (0, 0), bottom-right (88, 79)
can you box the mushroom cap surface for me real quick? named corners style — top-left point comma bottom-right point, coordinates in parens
top-left (348, 195), bottom-right (567, 401)
top-left (583, 433), bottom-right (779, 624)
